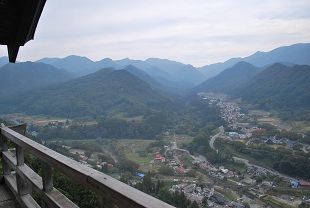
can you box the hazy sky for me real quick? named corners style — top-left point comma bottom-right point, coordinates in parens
top-left (1, 0), bottom-right (310, 66)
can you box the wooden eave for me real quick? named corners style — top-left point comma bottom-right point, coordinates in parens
top-left (0, 0), bottom-right (46, 63)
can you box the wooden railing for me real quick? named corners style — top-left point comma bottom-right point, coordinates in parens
top-left (0, 124), bottom-right (175, 208)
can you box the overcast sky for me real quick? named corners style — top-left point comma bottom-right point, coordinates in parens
top-left (1, 0), bottom-right (310, 66)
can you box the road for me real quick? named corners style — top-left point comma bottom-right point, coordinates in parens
top-left (209, 126), bottom-right (224, 151)
top-left (171, 131), bottom-right (196, 160)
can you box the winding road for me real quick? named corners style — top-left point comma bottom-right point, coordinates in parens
top-left (209, 125), bottom-right (224, 151)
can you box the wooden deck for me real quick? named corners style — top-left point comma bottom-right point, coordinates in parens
top-left (0, 183), bottom-right (19, 208)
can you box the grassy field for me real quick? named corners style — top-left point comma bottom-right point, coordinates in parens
top-left (115, 139), bottom-right (156, 171)
top-left (163, 134), bottom-right (193, 148)
top-left (0, 113), bottom-right (99, 126)
top-left (263, 196), bottom-right (298, 208)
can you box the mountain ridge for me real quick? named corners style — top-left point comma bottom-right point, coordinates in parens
top-left (0, 67), bottom-right (175, 118)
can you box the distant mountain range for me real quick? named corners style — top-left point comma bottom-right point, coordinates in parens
top-left (0, 43), bottom-right (309, 120)
top-left (198, 43), bottom-right (310, 79)
top-left (32, 43), bottom-right (310, 81)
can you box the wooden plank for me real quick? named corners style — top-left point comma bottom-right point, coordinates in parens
top-left (43, 188), bottom-right (78, 208)
top-left (88, 171), bottom-right (175, 208)
top-left (2, 150), bottom-right (17, 170)
top-left (1, 127), bottom-right (175, 208)
top-left (16, 164), bottom-right (43, 193)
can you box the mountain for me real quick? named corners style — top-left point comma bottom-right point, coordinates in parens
top-left (122, 65), bottom-right (165, 92)
top-left (40, 56), bottom-right (206, 88)
top-left (0, 68), bottom-right (174, 118)
top-left (233, 63), bottom-right (310, 120)
top-left (36, 57), bottom-right (61, 65)
top-left (51, 55), bottom-right (96, 76)
top-left (145, 58), bottom-right (206, 85)
top-left (242, 43), bottom-right (310, 67)
top-left (194, 61), bottom-right (260, 93)
top-left (199, 43), bottom-right (310, 79)
top-left (0, 62), bottom-right (74, 97)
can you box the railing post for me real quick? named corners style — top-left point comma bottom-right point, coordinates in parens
top-left (0, 134), bottom-right (10, 175)
top-left (16, 145), bottom-right (29, 196)
top-left (42, 161), bottom-right (53, 208)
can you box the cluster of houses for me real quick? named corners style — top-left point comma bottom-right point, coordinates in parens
top-left (199, 161), bottom-right (238, 179)
top-left (247, 165), bottom-right (270, 176)
top-left (169, 183), bottom-right (214, 203)
top-left (169, 182), bottom-right (245, 207)
top-left (216, 100), bottom-right (243, 128)
top-left (264, 137), bottom-right (297, 148)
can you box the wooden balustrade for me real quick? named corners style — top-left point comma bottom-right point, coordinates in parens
top-left (0, 124), bottom-right (175, 208)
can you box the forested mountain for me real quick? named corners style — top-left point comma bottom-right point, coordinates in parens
top-left (198, 43), bottom-right (310, 79)
top-left (193, 61), bottom-right (260, 93)
top-left (232, 63), bottom-right (310, 120)
top-left (122, 65), bottom-right (164, 92)
top-left (0, 68), bottom-right (175, 118)
top-left (0, 62), bottom-right (74, 97)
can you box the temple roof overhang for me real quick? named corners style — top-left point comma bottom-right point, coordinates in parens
top-left (0, 0), bottom-right (46, 62)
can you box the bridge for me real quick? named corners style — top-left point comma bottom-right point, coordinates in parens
top-left (0, 124), bottom-right (174, 208)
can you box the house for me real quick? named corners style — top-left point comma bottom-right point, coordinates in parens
top-left (291, 180), bottom-right (299, 187)
top-left (183, 184), bottom-right (196, 193)
top-left (177, 167), bottom-right (186, 173)
top-left (227, 201), bottom-right (245, 208)
top-left (261, 181), bottom-right (273, 187)
top-left (153, 152), bottom-right (165, 162)
top-left (202, 187), bottom-right (214, 197)
top-left (137, 173), bottom-right (145, 177)
top-left (299, 181), bottom-right (310, 187)
top-left (209, 194), bottom-right (228, 205)
top-left (264, 138), bottom-right (274, 145)
top-left (188, 194), bottom-right (204, 205)
top-left (80, 155), bottom-right (88, 160)
top-left (281, 138), bottom-right (296, 147)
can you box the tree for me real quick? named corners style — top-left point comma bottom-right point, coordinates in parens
top-left (202, 197), bottom-right (208, 207)
top-left (84, 150), bottom-right (93, 158)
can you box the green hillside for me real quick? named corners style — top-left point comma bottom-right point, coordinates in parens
top-left (233, 63), bottom-right (310, 120)
top-left (193, 61), bottom-right (260, 93)
top-left (0, 62), bottom-right (74, 97)
top-left (0, 68), bottom-right (174, 119)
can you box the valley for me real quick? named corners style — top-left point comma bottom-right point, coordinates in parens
top-left (0, 43), bottom-right (310, 208)
top-left (1, 93), bottom-right (309, 208)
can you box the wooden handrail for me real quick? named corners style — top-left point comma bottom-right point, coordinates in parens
top-left (0, 125), bottom-right (175, 208)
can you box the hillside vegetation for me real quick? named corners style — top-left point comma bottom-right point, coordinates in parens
top-left (0, 68), bottom-right (175, 119)
top-left (233, 63), bottom-right (310, 120)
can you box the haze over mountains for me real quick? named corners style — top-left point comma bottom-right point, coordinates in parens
top-left (0, 43), bottom-right (309, 120)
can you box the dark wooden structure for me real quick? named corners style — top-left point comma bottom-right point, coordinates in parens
top-left (0, 0), bottom-right (46, 62)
